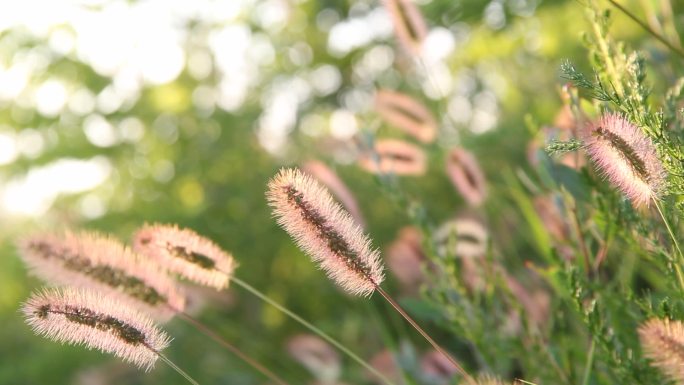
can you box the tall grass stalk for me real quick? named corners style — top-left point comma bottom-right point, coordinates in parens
top-left (231, 276), bottom-right (397, 385)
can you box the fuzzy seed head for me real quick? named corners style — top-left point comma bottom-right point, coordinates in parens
top-left (420, 350), bottom-right (459, 382)
top-left (22, 288), bottom-right (170, 371)
top-left (18, 231), bottom-right (185, 321)
top-left (267, 168), bottom-right (384, 297)
top-left (359, 139), bottom-right (427, 176)
top-left (374, 90), bottom-right (437, 143)
top-left (446, 148), bottom-right (488, 207)
top-left (133, 224), bottom-right (237, 290)
top-left (433, 216), bottom-right (488, 259)
top-left (639, 318), bottom-right (684, 383)
top-left (287, 334), bottom-right (341, 382)
top-left (387, 227), bottom-right (426, 292)
top-left (582, 114), bottom-right (665, 207)
top-left (381, 0), bottom-right (428, 56)
top-left (302, 161), bottom-right (366, 229)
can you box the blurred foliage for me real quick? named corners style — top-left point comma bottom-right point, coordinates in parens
top-left (1, 0), bottom-right (684, 384)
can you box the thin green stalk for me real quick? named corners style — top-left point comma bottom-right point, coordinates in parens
top-left (231, 276), bottom-right (397, 385)
top-left (176, 311), bottom-right (290, 385)
top-left (653, 199), bottom-right (684, 291)
top-left (604, 0), bottom-right (684, 59)
top-left (581, 339), bottom-right (596, 385)
top-left (376, 286), bottom-right (474, 383)
top-left (156, 352), bottom-right (200, 385)
top-left (654, 200), bottom-right (684, 257)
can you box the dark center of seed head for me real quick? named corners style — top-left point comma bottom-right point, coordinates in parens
top-left (31, 241), bottom-right (167, 306)
top-left (35, 304), bottom-right (51, 319)
top-left (594, 126), bottom-right (650, 182)
top-left (167, 245), bottom-right (216, 270)
top-left (61, 306), bottom-right (146, 345)
top-left (285, 186), bottom-right (374, 281)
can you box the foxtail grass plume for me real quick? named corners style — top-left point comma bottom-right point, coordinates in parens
top-left (381, 0), bottom-right (428, 56)
top-left (532, 195), bottom-right (569, 242)
top-left (267, 168), bottom-right (384, 296)
top-left (582, 113), bottom-right (665, 207)
top-left (18, 231), bottom-right (185, 320)
top-left (639, 318), bottom-right (684, 383)
top-left (287, 334), bottom-right (341, 383)
top-left (433, 216), bottom-right (488, 259)
top-left (133, 224), bottom-right (237, 290)
top-left (302, 160), bottom-right (366, 228)
top-left (368, 350), bottom-right (403, 385)
top-left (504, 274), bottom-right (550, 329)
top-left (387, 227), bottom-right (427, 293)
top-left (374, 90), bottom-right (437, 143)
top-left (359, 139), bottom-right (427, 176)
top-left (22, 287), bottom-right (170, 371)
top-left (446, 148), bottom-right (488, 206)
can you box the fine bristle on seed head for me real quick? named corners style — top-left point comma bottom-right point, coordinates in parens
top-left (301, 161), bottom-right (367, 229)
top-left (22, 287), bottom-right (170, 371)
top-left (582, 113), bottom-right (665, 207)
top-left (132, 224), bottom-right (237, 290)
top-left (267, 168), bottom-right (384, 297)
top-left (639, 318), bottom-right (684, 383)
top-left (17, 231), bottom-right (186, 321)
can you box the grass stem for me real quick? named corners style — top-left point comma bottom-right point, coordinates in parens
top-left (653, 200), bottom-right (684, 292)
top-left (156, 352), bottom-right (200, 385)
top-left (375, 286), bottom-right (474, 383)
top-left (231, 276), bottom-right (397, 385)
top-left (581, 338), bottom-right (596, 385)
top-left (605, 0), bottom-right (684, 60)
top-left (176, 311), bottom-right (290, 385)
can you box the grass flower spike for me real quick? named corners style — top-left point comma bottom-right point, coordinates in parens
top-left (287, 334), bottom-right (341, 382)
top-left (302, 160), bottom-right (367, 229)
top-left (582, 113), bottom-right (665, 207)
top-left (639, 318), bottom-right (684, 383)
top-left (267, 168), bottom-right (384, 296)
top-left (446, 148), bottom-right (488, 207)
top-left (374, 90), bottom-right (437, 143)
top-left (18, 231), bottom-right (186, 320)
top-left (268, 168), bottom-right (471, 381)
top-left (22, 288), bottom-right (170, 371)
top-left (359, 139), bottom-right (427, 176)
top-left (381, 0), bottom-right (428, 56)
top-left (133, 224), bottom-right (237, 290)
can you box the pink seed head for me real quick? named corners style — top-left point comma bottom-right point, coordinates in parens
top-left (358, 139), bottom-right (427, 176)
top-left (446, 148), bottom-right (488, 207)
top-left (582, 113), bottom-right (665, 207)
top-left (22, 287), bottom-right (170, 371)
top-left (420, 350), bottom-right (459, 381)
top-left (302, 160), bottom-right (366, 229)
top-left (639, 318), bottom-right (684, 384)
top-left (368, 350), bottom-right (402, 385)
top-left (287, 334), bottom-right (341, 382)
top-left (18, 231), bottom-right (186, 321)
top-left (381, 0), bottom-right (428, 57)
top-left (374, 90), bottom-right (437, 143)
top-left (133, 224), bottom-right (236, 290)
top-left (386, 227), bottom-right (426, 292)
top-left (267, 168), bottom-right (384, 297)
